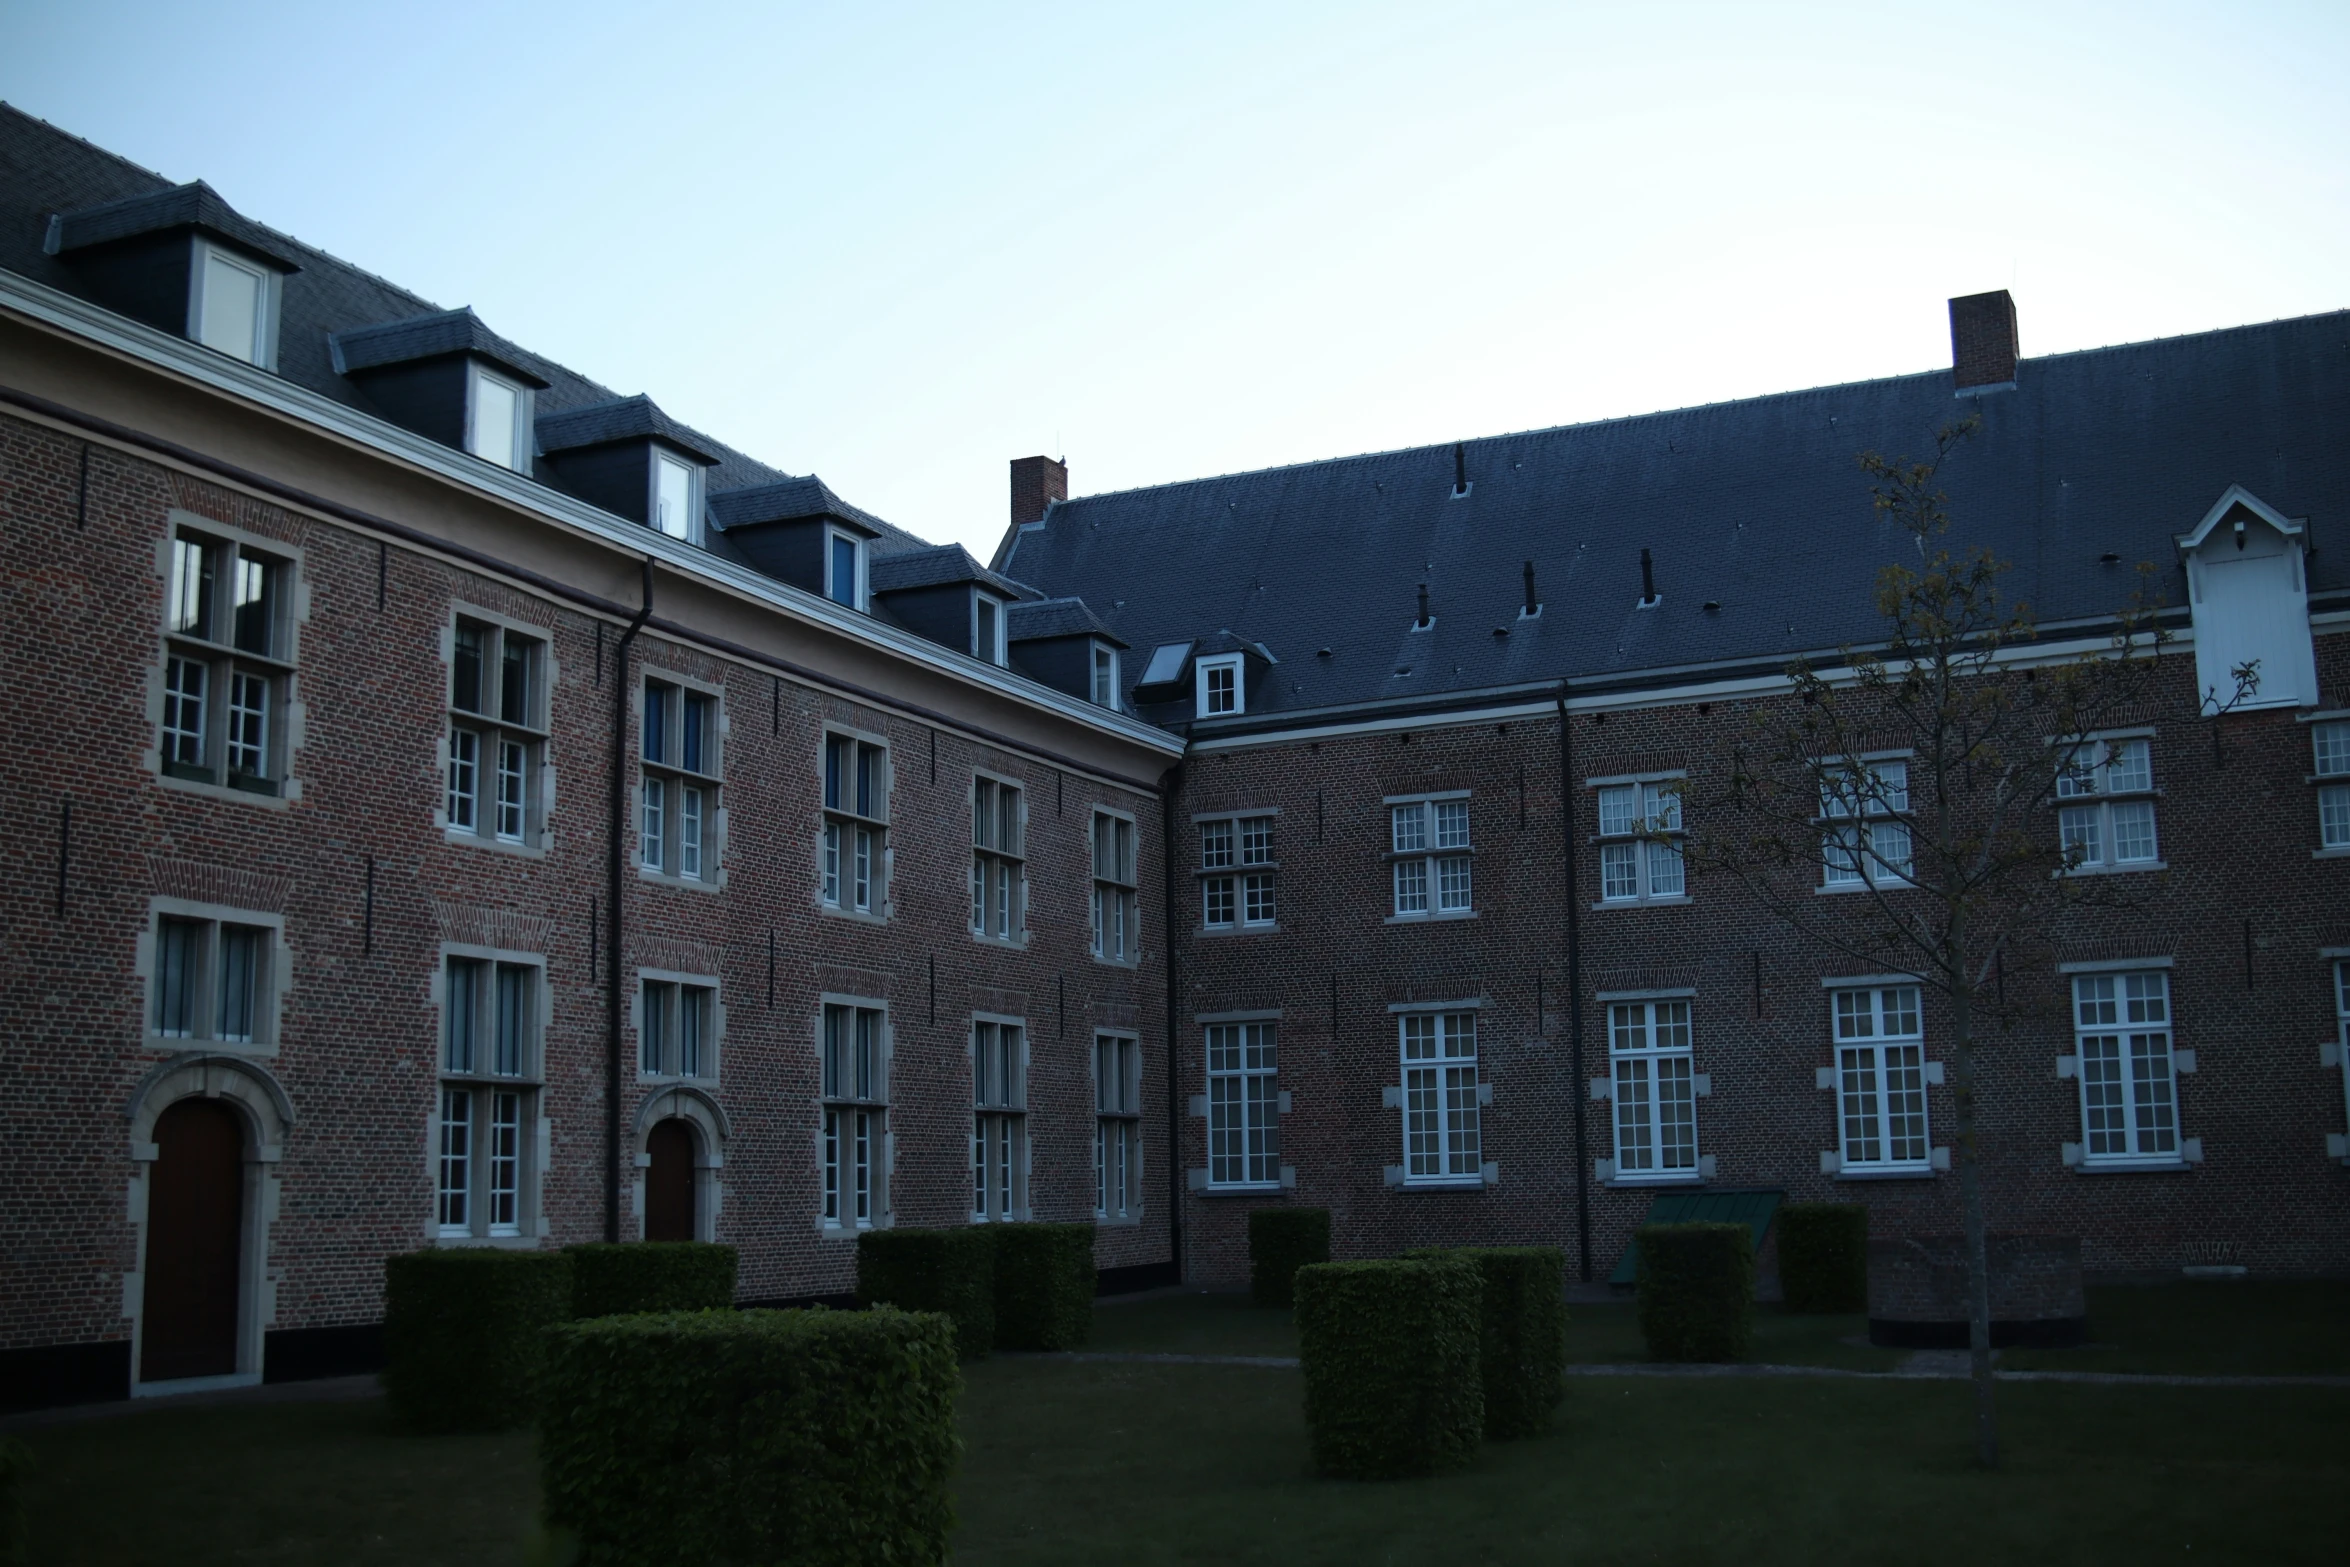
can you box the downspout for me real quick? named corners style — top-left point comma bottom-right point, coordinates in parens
top-left (1160, 752), bottom-right (1188, 1284)
top-left (1556, 680), bottom-right (1590, 1283)
top-left (605, 558), bottom-right (655, 1243)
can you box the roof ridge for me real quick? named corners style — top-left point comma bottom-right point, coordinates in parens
top-left (0, 102), bottom-right (175, 189)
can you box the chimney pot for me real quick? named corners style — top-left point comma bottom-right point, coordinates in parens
top-left (1009, 455), bottom-right (1068, 528)
top-left (1949, 290), bottom-right (2019, 391)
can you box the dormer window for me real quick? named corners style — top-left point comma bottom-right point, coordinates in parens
top-left (653, 453), bottom-right (698, 542)
top-left (828, 528), bottom-right (866, 610)
top-left (975, 593), bottom-right (1007, 665)
top-left (1197, 654), bottom-right (1243, 717)
top-left (1092, 643), bottom-right (1121, 710)
top-left (466, 366), bottom-right (531, 471)
top-left (191, 242), bottom-right (277, 368)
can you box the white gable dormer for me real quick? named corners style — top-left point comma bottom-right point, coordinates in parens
top-left (2177, 486), bottom-right (2318, 711)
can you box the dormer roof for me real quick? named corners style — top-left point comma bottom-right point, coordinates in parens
top-left (48, 179), bottom-right (304, 272)
top-left (329, 307), bottom-right (549, 388)
top-left (2175, 484), bottom-right (2305, 552)
top-left (534, 394), bottom-right (724, 465)
top-left (1008, 597), bottom-right (1127, 647)
top-left (708, 475), bottom-right (885, 537)
top-left (869, 543), bottom-right (1034, 599)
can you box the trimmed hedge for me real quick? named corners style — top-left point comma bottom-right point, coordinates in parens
top-left (383, 1247), bottom-right (573, 1432)
top-left (1295, 1257), bottom-right (1483, 1479)
top-left (857, 1226), bottom-right (996, 1358)
top-left (990, 1223), bottom-right (1096, 1350)
top-left (566, 1241), bottom-right (738, 1318)
top-left (1248, 1207), bottom-right (1331, 1309)
top-left (1636, 1222), bottom-right (1755, 1363)
top-left (540, 1307), bottom-right (959, 1567)
top-left (1776, 1204), bottom-right (1868, 1314)
top-left (0, 1436), bottom-right (28, 1567)
top-left (1405, 1246), bottom-right (1566, 1439)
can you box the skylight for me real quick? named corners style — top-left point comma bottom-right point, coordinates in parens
top-left (1139, 641), bottom-right (1193, 687)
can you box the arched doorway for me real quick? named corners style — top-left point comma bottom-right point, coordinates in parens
top-left (645, 1118), bottom-right (696, 1242)
top-left (143, 1098), bottom-right (245, 1382)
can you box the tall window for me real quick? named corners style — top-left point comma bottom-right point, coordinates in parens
top-left (1597, 779), bottom-right (1686, 902)
top-left (1091, 643), bottom-right (1121, 710)
top-left (822, 733), bottom-right (888, 915)
top-left (652, 452), bottom-right (697, 541)
top-left (1205, 1020), bottom-right (1279, 1188)
top-left (1199, 813), bottom-right (1276, 930)
top-left (438, 956), bottom-right (540, 1240)
top-left (820, 1002), bottom-right (887, 1229)
top-left (972, 1020), bottom-right (1027, 1222)
top-left (2335, 962), bottom-right (2350, 1143)
top-left (465, 366), bottom-right (530, 471)
top-left (150, 911), bottom-right (275, 1049)
top-left (447, 618), bottom-right (547, 846)
top-left (1390, 797), bottom-right (1473, 918)
top-left (2073, 972), bottom-right (2179, 1167)
top-left (193, 243), bottom-right (275, 367)
top-left (642, 678), bottom-right (719, 881)
top-left (640, 978), bottom-right (717, 1080)
top-left (1833, 986), bottom-right (1928, 1172)
top-left (2057, 737), bottom-right (2160, 870)
top-left (1401, 1011), bottom-right (1481, 1183)
top-left (1196, 654), bottom-right (1242, 716)
top-left (974, 593), bottom-right (1006, 665)
top-left (2312, 721), bottom-right (2348, 850)
top-left (1820, 759), bottom-right (1912, 888)
top-left (1609, 1001), bottom-right (1697, 1180)
top-left (162, 525), bottom-right (292, 795)
top-left (971, 777), bottom-right (1026, 941)
top-left (1096, 1033), bottom-right (1142, 1219)
top-left (827, 529), bottom-right (864, 609)
top-left (1092, 810), bottom-right (1139, 962)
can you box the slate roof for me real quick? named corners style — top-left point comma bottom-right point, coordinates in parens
top-left (1008, 597), bottom-right (1126, 647)
top-left (870, 543), bottom-right (1035, 599)
top-left (50, 179), bottom-right (307, 271)
top-left (708, 475), bottom-right (889, 539)
top-left (536, 394), bottom-right (726, 465)
top-left (329, 307), bottom-right (549, 387)
top-left (1002, 312), bottom-right (2350, 721)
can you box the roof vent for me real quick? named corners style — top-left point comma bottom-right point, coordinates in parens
top-left (1521, 560), bottom-right (1542, 620)
top-left (1638, 548), bottom-right (1661, 609)
top-left (1414, 583), bottom-right (1434, 630)
top-left (1950, 290), bottom-right (2019, 393)
top-left (1451, 443), bottom-right (1471, 499)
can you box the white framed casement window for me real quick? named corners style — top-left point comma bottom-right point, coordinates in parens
top-left (188, 240), bottom-right (279, 368)
top-left (1091, 642), bottom-right (1121, 710)
top-left (826, 527), bottom-right (866, 610)
top-left (446, 614), bottom-right (549, 849)
top-left (1607, 1000), bottom-right (1699, 1182)
top-left (1389, 795), bottom-right (1473, 918)
top-left (1205, 1019), bottom-right (1279, 1188)
top-left (1595, 776), bottom-right (1686, 903)
top-left (640, 676), bottom-right (721, 884)
top-left (2333, 961), bottom-right (2350, 1151)
top-left (1095, 1032), bottom-right (1143, 1220)
top-left (464, 365), bottom-right (533, 472)
top-left (651, 451), bottom-right (699, 542)
top-left (972, 1018), bottom-right (1028, 1222)
top-left (161, 520), bottom-right (297, 798)
top-left (144, 901), bottom-right (283, 1055)
top-left (436, 952), bottom-right (544, 1242)
top-left (970, 775), bottom-right (1026, 943)
top-left (819, 999), bottom-right (888, 1230)
top-left (1400, 1010), bottom-right (1481, 1185)
top-left (2071, 971), bottom-right (2183, 1168)
top-left (1819, 759), bottom-right (1913, 889)
top-left (1196, 653), bottom-right (1243, 717)
top-left (2312, 720), bottom-right (2349, 852)
top-left (1091, 809), bottom-right (1140, 963)
top-left (2056, 735), bottom-right (2161, 871)
top-left (1831, 986), bottom-right (1931, 1173)
top-left (1198, 812), bottom-right (1277, 930)
top-left (637, 973), bottom-right (720, 1082)
top-left (973, 592), bottom-right (1007, 666)
top-left (820, 731), bottom-right (889, 917)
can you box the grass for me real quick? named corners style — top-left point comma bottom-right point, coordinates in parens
top-left (2000, 1281), bottom-right (2350, 1376)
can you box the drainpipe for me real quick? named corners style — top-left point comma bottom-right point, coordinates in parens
top-left (1555, 680), bottom-right (1590, 1282)
top-left (1160, 753), bottom-right (1187, 1284)
top-left (606, 558), bottom-right (655, 1244)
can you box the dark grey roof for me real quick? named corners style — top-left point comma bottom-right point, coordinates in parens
top-left (708, 475), bottom-right (886, 537)
top-left (535, 394), bottom-right (726, 465)
top-left (1002, 311), bottom-right (2350, 722)
top-left (1008, 597), bottom-right (1127, 647)
top-left (870, 543), bottom-right (1035, 599)
top-left (329, 308), bottom-right (549, 387)
top-left (49, 179), bottom-right (306, 271)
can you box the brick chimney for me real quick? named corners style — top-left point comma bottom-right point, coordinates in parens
top-left (1010, 455), bottom-right (1068, 528)
top-left (1949, 290), bottom-right (2018, 391)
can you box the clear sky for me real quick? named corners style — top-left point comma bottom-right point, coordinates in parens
top-left (5, 1), bottom-right (2345, 558)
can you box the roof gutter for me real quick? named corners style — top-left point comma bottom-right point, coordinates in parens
top-left (606, 557), bottom-right (654, 1243)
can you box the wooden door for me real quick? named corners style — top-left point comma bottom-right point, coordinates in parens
top-left (143, 1098), bottom-right (244, 1382)
top-left (645, 1118), bottom-right (696, 1242)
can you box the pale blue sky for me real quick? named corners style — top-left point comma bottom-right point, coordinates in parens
top-left (5, 1), bottom-right (2345, 557)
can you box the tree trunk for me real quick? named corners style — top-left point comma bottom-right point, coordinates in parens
top-left (1947, 921), bottom-right (1999, 1468)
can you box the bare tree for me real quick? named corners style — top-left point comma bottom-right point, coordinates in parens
top-left (1683, 418), bottom-right (2255, 1468)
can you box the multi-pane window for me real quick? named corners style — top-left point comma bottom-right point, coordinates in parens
top-left (447, 618), bottom-right (547, 846)
top-left (639, 978), bottom-right (717, 1080)
top-left (1092, 811), bottom-right (1140, 962)
top-left (970, 777), bottom-right (1026, 941)
top-left (1197, 654), bottom-right (1242, 716)
top-left (1199, 813), bottom-right (1276, 930)
top-left (1401, 1011), bottom-right (1481, 1183)
top-left (1092, 643), bottom-right (1121, 710)
top-left (1390, 797), bottom-right (1473, 917)
top-left (2057, 737), bottom-right (2160, 870)
top-left (1205, 1020), bottom-right (1279, 1187)
top-left (161, 525), bottom-right (292, 795)
top-left (821, 733), bottom-right (888, 915)
top-left (972, 1020), bottom-right (1028, 1222)
top-left (1820, 760), bottom-right (1913, 888)
top-left (641, 678), bottom-right (719, 881)
top-left (2313, 721), bottom-right (2349, 850)
top-left (820, 1002), bottom-right (887, 1229)
top-left (1609, 1001), bottom-right (1697, 1180)
top-left (1095, 1033), bottom-right (1143, 1219)
top-left (150, 912), bottom-right (275, 1048)
top-left (1833, 986), bottom-right (1929, 1171)
top-left (2073, 972), bottom-right (2180, 1166)
top-left (437, 956), bottom-right (540, 1240)
top-left (1597, 779), bottom-right (1686, 902)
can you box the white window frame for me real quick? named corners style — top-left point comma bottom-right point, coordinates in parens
top-left (1399, 1009), bottom-right (1482, 1186)
top-left (2070, 970), bottom-right (2184, 1169)
top-left (636, 969), bottom-right (722, 1083)
top-left (650, 450), bottom-right (701, 543)
top-left (1819, 757), bottom-right (1913, 890)
top-left (818, 996), bottom-right (889, 1231)
top-left (434, 947), bottom-right (546, 1244)
top-left (825, 526), bottom-right (868, 610)
top-left (820, 728), bottom-right (890, 918)
top-left (463, 364), bottom-right (533, 471)
top-left (445, 611), bottom-right (550, 851)
top-left (142, 898), bottom-right (285, 1057)
top-left (159, 515), bottom-right (299, 802)
top-left (971, 1016), bottom-right (1029, 1223)
top-left (1205, 1018), bottom-right (1280, 1189)
top-left (1594, 774), bottom-right (1687, 904)
top-left (1091, 807), bottom-right (1140, 964)
top-left (1196, 653), bottom-right (1243, 717)
top-left (639, 672), bottom-right (723, 886)
top-left (1095, 1032), bottom-right (1144, 1221)
top-left (2311, 718), bottom-right (2349, 853)
top-left (2333, 960), bottom-right (2350, 1154)
top-left (1387, 793), bottom-right (1474, 920)
top-left (970, 773), bottom-right (1027, 944)
top-left (973, 591), bottom-right (1008, 666)
top-left (1198, 810), bottom-right (1277, 932)
top-left (1091, 642), bottom-right (1122, 710)
top-left (2055, 733), bottom-right (2162, 873)
top-left (1605, 998), bottom-right (1700, 1183)
top-left (1831, 986), bottom-right (1931, 1174)
top-left (188, 239), bottom-right (279, 369)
